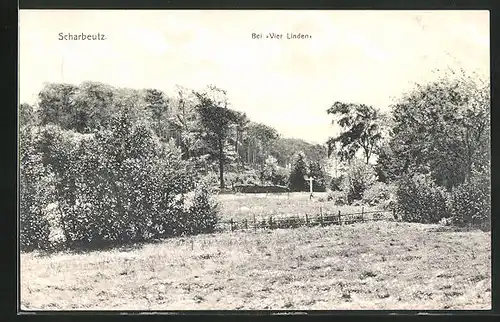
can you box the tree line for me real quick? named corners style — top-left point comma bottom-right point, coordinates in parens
top-left (324, 68), bottom-right (490, 229)
top-left (20, 82), bottom-right (328, 191)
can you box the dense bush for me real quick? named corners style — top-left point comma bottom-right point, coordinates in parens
top-left (20, 114), bottom-right (220, 251)
top-left (449, 172), bottom-right (491, 230)
top-left (329, 175), bottom-right (343, 191)
top-left (186, 181), bottom-right (220, 234)
top-left (340, 159), bottom-right (377, 204)
top-left (395, 174), bottom-right (450, 224)
top-left (362, 182), bottom-right (397, 208)
top-left (327, 190), bottom-right (348, 206)
top-left (260, 157), bottom-right (290, 187)
top-left (271, 167), bottom-right (290, 186)
top-left (19, 127), bottom-right (54, 251)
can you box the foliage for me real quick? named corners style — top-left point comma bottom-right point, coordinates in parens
top-left (184, 181), bottom-right (220, 235)
top-left (327, 102), bottom-right (385, 164)
top-left (449, 171), bottom-right (491, 230)
top-left (271, 138), bottom-right (327, 167)
top-left (329, 175), bottom-right (344, 191)
top-left (169, 85), bottom-right (204, 158)
top-left (272, 167), bottom-right (290, 186)
top-left (19, 127), bottom-right (54, 251)
top-left (327, 190), bottom-right (348, 206)
top-left (241, 122), bottom-right (279, 165)
top-left (340, 158), bottom-right (377, 204)
top-left (362, 182), bottom-right (397, 209)
top-left (37, 82), bottom-right (79, 129)
top-left (288, 152), bottom-right (309, 192)
top-left (259, 156), bottom-right (289, 186)
top-left (308, 160), bottom-right (327, 192)
top-left (21, 112), bottom-right (219, 251)
top-left (144, 88), bottom-right (170, 140)
top-left (19, 103), bottom-right (37, 128)
top-left (395, 174), bottom-right (450, 224)
top-left (194, 85), bottom-right (246, 189)
top-left (385, 71), bottom-right (490, 189)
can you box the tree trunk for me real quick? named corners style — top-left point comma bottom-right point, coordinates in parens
top-left (363, 147), bottom-right (370, 164)
top-left (464, 159), bottom-right (473, 183)
top-left (219, 139), bottom-right (225, 190)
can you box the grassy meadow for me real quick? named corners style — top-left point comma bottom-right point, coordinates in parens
top-left (21, 220), bottom-right (490, 310)
top-left (216, 192), bottom-right (383, 223)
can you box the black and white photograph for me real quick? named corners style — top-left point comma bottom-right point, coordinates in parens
top-left (19, 10), bottom-right (491, 310)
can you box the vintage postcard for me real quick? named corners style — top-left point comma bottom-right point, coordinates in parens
top-left (19, 10), bottom-right (490, 311)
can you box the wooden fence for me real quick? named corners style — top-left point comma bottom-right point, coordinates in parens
top-left (216, 207), bottom-right (396, 232)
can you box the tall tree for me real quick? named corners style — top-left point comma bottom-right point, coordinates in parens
top-left (326, 102), bottom-right (385, 164)
top-left (144, 88), bottom-right (170, 140)
top-left (37, 83), bottom-right (79, 129)
top-left (193, 85), bottom-right (245, 189)
top-left (243, 122), bottom-right (279, 165)
top-left (308, 160), bottom-right (327, 192)
top-left (387, 71), bottom-right (490, 188)
top-left (289, 152), bottom-right (309, 192)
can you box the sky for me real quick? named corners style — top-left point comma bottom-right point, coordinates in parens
top-left (19, 10), bottom-right (489, 144)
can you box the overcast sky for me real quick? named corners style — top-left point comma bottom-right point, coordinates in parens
top-left (19, 10), bottom-right (489, 144)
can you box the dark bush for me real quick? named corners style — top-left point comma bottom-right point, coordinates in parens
top-left (329, 175), bottom-right (343, 191)
top-left (395, 174), bottom-right (450, 224)
top-left (22, 114), bottom-right (219, 251)
top-left (449, 172), bottom-right (490, 230)
top-left (19, 127), bottom-right (54, 251)
top-left (289, 152), bottom-right (309, 192)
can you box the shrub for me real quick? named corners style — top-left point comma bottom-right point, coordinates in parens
top-left (225, 172), bottom-right (243, 188)
top-left (272, 167), bottom-right (290, 186)
top-left (30, 113), bottom-right (219, 251)
top-left (204, 171), bottom-right (221, 190)
top-left (19, 127), bottom-right (55, 251)
top-left (327, 190), bottom-right (348, 206)
top-left (329, 175), bottom-right (343, 191)
top-left (395, 174), bottom-right (450, 224)
top-left (449, 172), bottom-right (490, 230)
top-left (187, 181), bottom-right (219, 234)
top-left (362, 182), bottom-right (397, 207)
top-left (340, 159), bottom-right (377, 204)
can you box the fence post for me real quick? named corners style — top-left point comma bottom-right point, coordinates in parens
top-left (253, 214), bottom-right (257, 232)
top-left (230, 218), bottom-right (234, 232)
top-left (338, 210), bottom-right (342, 226)
top-left (320, 212), bottom-right (323, 227)
top-left (361, 207), bottom-right (364, 222)
top-left (269, 216), bottom-right (273, 229)
top-left (245, 219), bottom-right (248, 230)
top-left (306, 214), bottom-right (309, 226)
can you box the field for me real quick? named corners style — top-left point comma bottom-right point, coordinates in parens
top-left (216, 192), bottom-right (376, 222)
top-left (20, 221), bottom-right (491, 310)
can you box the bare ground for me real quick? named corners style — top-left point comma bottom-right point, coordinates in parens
top-left (20, 221), bottom-right (491, 310)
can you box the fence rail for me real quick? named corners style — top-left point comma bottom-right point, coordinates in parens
top-left (216, 207), bottom-right (396, 232)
